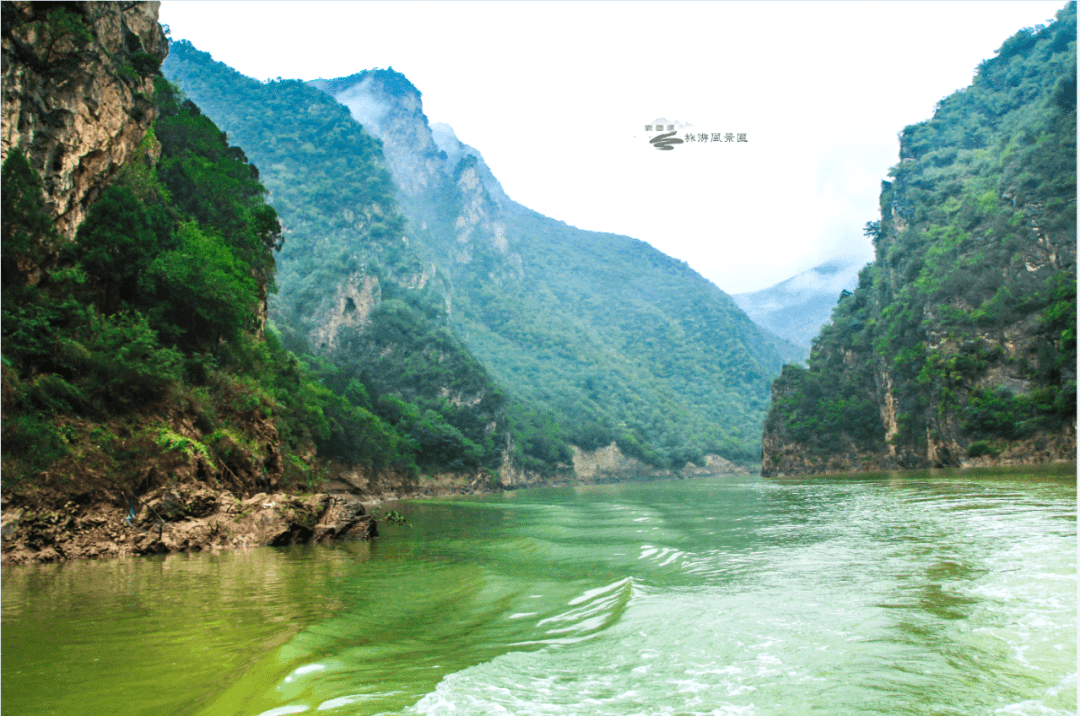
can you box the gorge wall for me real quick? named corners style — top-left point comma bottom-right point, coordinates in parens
top-left (762, 4), bottom-right (1077, 476)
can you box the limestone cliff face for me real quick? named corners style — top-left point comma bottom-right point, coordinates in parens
top-left (310, 273), bottom-right (381, 351)
top-left (762, 213), bottom-right (1076, 478)
top-left (430, 121), bottom-right (509, 205)
top-left (1, 1), bottom-right (167, 240)
top-left (567, 443), bottom-right (752, 483)
top-left (310, 71), bottom-right (524, 285)
top-left (447, 156), bottom-right (521, 278)
top-left (310, 71), bottom-right (446, 199)
top-left (762, 8), bottom-right (1076, 477)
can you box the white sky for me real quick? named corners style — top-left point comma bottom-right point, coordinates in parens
top-left (159, 1), bottom-right (1066, 294)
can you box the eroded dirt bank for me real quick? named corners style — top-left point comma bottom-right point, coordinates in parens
top-left (1, 483), bottom-right (377, 566)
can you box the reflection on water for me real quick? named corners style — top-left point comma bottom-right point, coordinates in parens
top-left (2, 543), bottom-right (374, 715)
top-left (2, 465), bottom-right (1075, 716)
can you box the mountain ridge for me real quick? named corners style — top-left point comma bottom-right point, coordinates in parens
top-left (309, 67), bottom-right (788, 465)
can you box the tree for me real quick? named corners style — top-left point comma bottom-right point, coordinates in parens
top-left (65, 185), bottom-right (165, 314)
top-left (141, 222), bottom-right (259, 350)
top-left (1, 150), bottom-right (62, 289)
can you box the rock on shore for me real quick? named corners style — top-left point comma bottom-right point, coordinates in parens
top-left (1, 485), bottom-right (376, 566)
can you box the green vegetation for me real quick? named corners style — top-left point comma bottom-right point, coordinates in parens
top-left (762, 263), bottom-right (886, 455)
top-left (765, 3), bottom-right (1076, 467)
top-left (0, 71), bottom-right (443, 491)
top-left (38, 6), bottom-right (93, 65)
top-left (436, 201), bottom-right (781, 466)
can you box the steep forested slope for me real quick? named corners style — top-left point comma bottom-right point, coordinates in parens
top-left (1, 14), bottom-right (341, 484)
top-left (762, 3), bottom-right (1077, 475)
top-left (1, 1), bottom-right (380, 562)
top-left (164, 44), bottom-right (788, 468)
top-left (461, 200), bottom-right (783, 464)
top-left (319, 71), bottom-right (792, 467)
top-left (2, 0), bottom-right (500, 499)
top-left (158, 47), bottom-right (537, 476)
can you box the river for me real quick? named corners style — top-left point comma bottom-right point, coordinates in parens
top-left (2, 465), bottom-right (1075, 715)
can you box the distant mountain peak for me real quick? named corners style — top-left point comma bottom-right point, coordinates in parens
top-left (733, 258), bottom-right (865, 348)
top-left (811, 259), bottom-right (852, 275)
top-left (309, 67), bottom-right (421, 100)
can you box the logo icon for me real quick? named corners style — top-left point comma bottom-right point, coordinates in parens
top-left (650, 131), bottom-right (683, 151)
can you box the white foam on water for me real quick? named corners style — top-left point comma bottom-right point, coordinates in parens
top-left (538, 595), bottom-right (621, 630)
top-left (658, 550), bottom-right (684, 567)
top-left (993, 701), bottom-right (1068, 715)
top-left (567, 578), bottom-right (631, 606)
top-left (290, 475), bottom-right (1078, 716)
top-left (316, 694), bottom-right (372, 711)
top-left (283, 663), bottom-right (326, 684)
top-left (508, 635), bottom-right (596, 647)
top-left (545, 613), bottom-right (612, 635)
top-left (255, 707), bottom-right (310, 716)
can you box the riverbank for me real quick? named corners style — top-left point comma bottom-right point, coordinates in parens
top-left (0, 449), bottom-right (757, 566)
top-left (1, 471), bottom-right (512, 566)
top-left (321, 447), bottom-right (758, 506)
top-left (0, 482), bottom-right (377, 566)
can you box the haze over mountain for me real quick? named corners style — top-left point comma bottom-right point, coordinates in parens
top-left (733, 259), bottom-right (864, 350)
top-left (158, 1), bottom-right (1068, 296)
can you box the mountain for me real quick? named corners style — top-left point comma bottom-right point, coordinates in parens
top-left (733, 259), bottom-right (864, 351)
top-left (310, 69), bottom-right (793, 467)
top-left (163, 47), bottom-right (789, 470)
top-left (762, 2), bottom-right (1076, 476)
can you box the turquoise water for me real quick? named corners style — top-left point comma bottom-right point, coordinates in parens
top-left (2, 467), bottom-right (1075, 715)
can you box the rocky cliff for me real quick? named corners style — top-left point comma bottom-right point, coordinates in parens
top-left (762, 4), bottom-right (1076, 476)
top-left (310, 71), bottom-right (525, 286)
top-left (1, 1), bottom-right (166, 243)
top-left (1, 4), bottom-right (380, 565)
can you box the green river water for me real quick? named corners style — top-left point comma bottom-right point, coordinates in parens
top-left (2, 466), bottom-right (1075, 715)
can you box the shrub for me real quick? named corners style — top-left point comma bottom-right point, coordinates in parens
top-left (1, 413), bottom-right (68, 482)
top-left (967, 440), bottom-right (1002, 458)
top-left (85, 312), bottom-right (183, 408)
